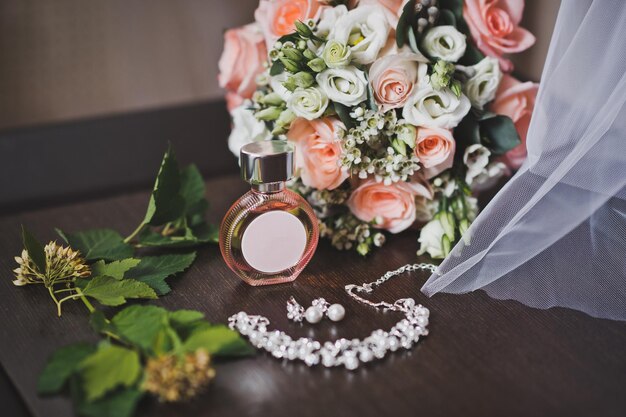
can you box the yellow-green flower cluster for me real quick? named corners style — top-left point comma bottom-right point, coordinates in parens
top-left (13, 241), bottom-right (90, 287)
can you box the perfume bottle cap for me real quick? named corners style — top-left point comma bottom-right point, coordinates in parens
top-left (240, 140), bottom-right (295, 184)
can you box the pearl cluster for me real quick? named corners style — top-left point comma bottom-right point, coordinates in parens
top-left (228, 298), bottom-right (429, 370)
top-left (287, 297), bottom-right (345, 324)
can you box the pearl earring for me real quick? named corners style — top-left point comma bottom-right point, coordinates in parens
top-left (286, 297), bottom-right (345, 324)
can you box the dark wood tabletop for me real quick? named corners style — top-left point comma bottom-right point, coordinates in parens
top-left (1, 175), bottom-right (625, 417)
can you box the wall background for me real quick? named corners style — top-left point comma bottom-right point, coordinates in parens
top-left (0, 0), bottom-right (559, 131)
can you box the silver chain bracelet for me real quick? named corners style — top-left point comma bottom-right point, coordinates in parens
top-left (228, 263), bottom-right (435, 370)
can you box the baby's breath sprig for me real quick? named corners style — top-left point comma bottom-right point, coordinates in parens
top-left (339, 106), bottom-right (420, 185)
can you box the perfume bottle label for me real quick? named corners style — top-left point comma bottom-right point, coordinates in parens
top-left (241, 211), bottom-right (307, 274)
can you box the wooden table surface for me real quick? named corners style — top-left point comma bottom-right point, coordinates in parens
top-left (1, 176), bottom-right (625, 417)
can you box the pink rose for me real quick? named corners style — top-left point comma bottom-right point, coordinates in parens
top-left (348, 180), bottom-right (432, 234)
top-left (370, 53), bottom-right (427, 111)
top-left (218, 23), bottom-right (267, 110)
top-left (358, 0), bottom-right (404, 26)
top-left (463, 0), bottom-right (535, 71)
top-left (415, 127), bottom-right (456, 178)
top-left (490, 74), bottom-right (538, 169)
top-left (255, 0), bottom-right (323, 47)
top-left (287, 117), bottom-right (348, 190)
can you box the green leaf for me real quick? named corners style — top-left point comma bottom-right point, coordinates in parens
top-left (269, 60), bottom-right (285, 76)
top-left (333, 102), bottom-right (355, 130)
top-left (111, 305), bottom-right (168, 352)
top-left (180, 165), bottom-right (206, 214)
top-left (136, 225), bottom-right (216, 248)
top-left (91, 259), bottom-right (140, 280)
top-left (438, 9), bottom-right (456, 27)
top-left (58, 229), bottom-right (133, 261)
top-left (183, 325), bottom-right (254, 357)
top-left (169, 309), bottom-right (204, 325)
top-left (407, 27), bottom-right (421, 55)
top-left (76, 389), bottom-right (143, 417)
top-left (478, 114), bottom-right (521, 155)
top-left (38, 343), bottom-right (96, 395)
top-left (143, 146), bottom-right (186, 226)
top-left (395, 1), bottom-right (414, 48)
top-left (365, 75), bottom-right (378, 112)
top-left (21, 226), bottom-right (47, 273)
top-left (89, 311), bottom-right (117, 335)
top-left (125, 253), bottom-right (196, 295)
top-left (82, 276), bottom-right (157, 306)
top-left (79, 344), bottom-right (141, 401)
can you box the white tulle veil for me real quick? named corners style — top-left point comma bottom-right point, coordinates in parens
top-left (421, 0), bottom-right (626, 321)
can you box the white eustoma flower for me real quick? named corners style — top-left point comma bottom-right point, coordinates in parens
top-left (402, 84), bottom-right (471, 128)
top-left (421, 25), bottom-right (467, 62)
top-left (287, 87), bottom-right (329, 120)
top-left (417, 217), bottom-right (447, 259)
top-left (269, 72), bottom-right (293, 102)
top-left (463, 143), bottom-right (491, 184)
top-left (328, 6), bottom-right (390, 65)
top-left (315, 4), bottom-right (348, 39)
top-left (463, 57), bottom-right (502, 109)
top-left (228, 104), bottom-right (272, 158)
top-left (316, 66), bottom-right (368, 106)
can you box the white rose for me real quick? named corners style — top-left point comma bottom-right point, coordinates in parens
top-left (316, 66), bottom-right (368, 106)
top-left (463, 144), bottom-right (491, 184)
top-left (418, 216), bottom-right (449, 259)
top-left (421, 25), bottom-right (467, 63)
top-left (328, 6), bottom-right (390, 65)
top-left (463, 57), bottom-right (502, 109)
top-left (228, 104), bottom-right (272, 158)
top-left (287, 87), bottom-right (329, 120)
top-left (402, 84), bottom-right (471, 128)
top-left (269, 72), bottom-right (292, 102)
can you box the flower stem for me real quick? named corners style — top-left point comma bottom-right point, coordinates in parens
top-left (124, 222), bottom-right (146, 244)
top-left (75, 288), bottom-right (95, 314)
top-left (48, 286), bottom-right (63, 317)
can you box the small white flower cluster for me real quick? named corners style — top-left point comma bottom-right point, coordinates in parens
top-left (319, 212), bottom-right (385, 255)
top-left (339, 107), bottom-right (420, 185)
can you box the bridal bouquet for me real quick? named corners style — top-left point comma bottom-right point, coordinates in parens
top-left (219, 0), bottom-right (537, 258)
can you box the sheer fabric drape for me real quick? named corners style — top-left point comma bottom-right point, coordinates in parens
top-left (421, 0), bottom-right (626, 321)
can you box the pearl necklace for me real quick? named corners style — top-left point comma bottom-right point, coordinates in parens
top-left (228, 263), bottom-right (434, 370)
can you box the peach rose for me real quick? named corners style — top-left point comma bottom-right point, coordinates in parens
top-left (490, 74), bottom-right (538, 169)
top-left (369, 53), bottom-right (427, 111)
top-left (218, 23), bottom-right (267, 111)
top-left (255, 0), bottom-right (323, 47)
top-left (463, 0), bottom-right (535, 71)
top-left (348, 180), bottom-right (432, 234)
top-left (415, 127), bottom-right (456, 178)
top-left (287, 117), bottom-right (348, 190)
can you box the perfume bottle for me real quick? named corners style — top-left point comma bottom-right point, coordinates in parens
top-left (219, 141), bottom-right (319, 286)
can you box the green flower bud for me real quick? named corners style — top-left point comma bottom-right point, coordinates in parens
top-left (307, 57), bottom-right (326, 72)
top-left (279, 57), bottom-right (300, 73)
top-left (356, 242), bottom-right (370, 256)
top-left (282, 47), bottom-right (304, 62)
top-left (273, 108), bottom-right (296, 133)
top-left (259, 92), bottom-right (284, 106)
top-left (396, 124), bottom-right (417, 148)
top-left (297, 40), bottom-right (307, 50)
top-left (282, 76), bottom-right (298, 92)
top-left (391, 138), bottom-right (407, 156)
top-left (291, 71), bottom-right (315, 88)
top-left (441, 234), bottom-right (452, 257)
top-left (437, 211), bottom-right (456, 241)
top-left (459, 219), bottom-right (471, 244)
top-left (295, 20), bottom-right (313, 38)
top-left (322, 40), bottom-right (352, 68)
top-left (450, 80), bottom-right (462, 97)
top-left (303, 49), bottom-right (317, 60)
top-left (255, 106), bottom-right (282, 121)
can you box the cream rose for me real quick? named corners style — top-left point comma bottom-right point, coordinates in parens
top-left (464, 0), bottom-right (535, 71)
top-left (287, 87), bottom-right (329, 120)
top-left (490, 74), bottom-right (538, 169)
top-left (415, 127), bottom-right (456, 179)
top-left (417, 213), bottom-right (455, 259)
top-left (315, 4), bottom-right (348, 39)
top-left (348, 180), bottom-right (430, 234)
top-left (322, 40), bottom-right (352, 68)
top-left (228, 104), bottom-right (273, 158)
top-left (463, 57), bottom-right (502, 109)
top-left (316, 66), bottom-right (368, 106)
top-left (420, 25), bottom-right (467, 63)
top-left (254, 0), bottom-right (324, 47)
top-left (218, 23), bottom-right (268, 111)
top-left (358, 0), bottom-right (405, 27)
top-left (328, 5), bottom-right (391, 64)
top-left (287, 117), bottom-right (348, 190)
top-left (402, 84), bottom-right (471, 129)
top-left (369, 53), bottom-right (428, 111)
